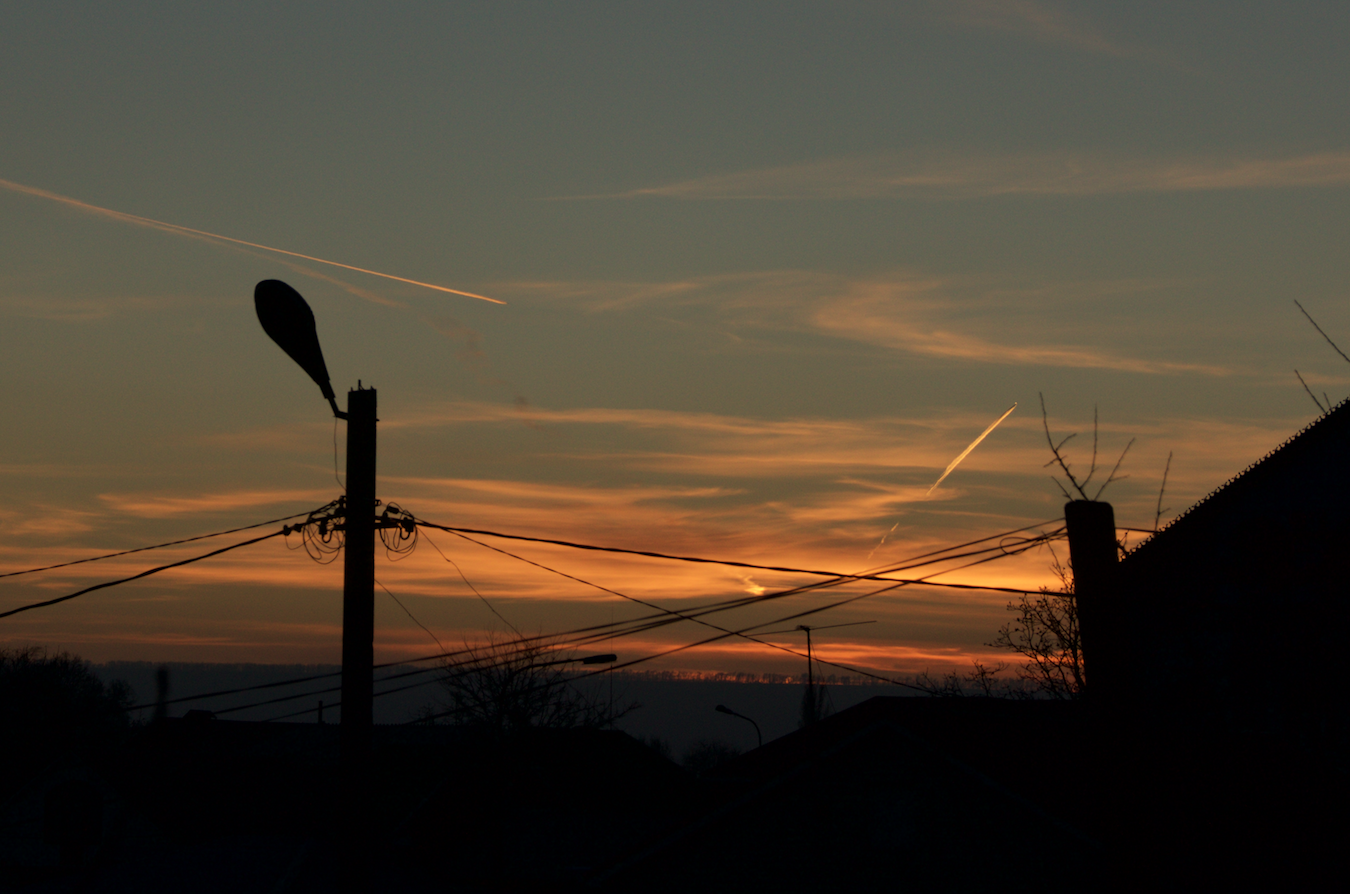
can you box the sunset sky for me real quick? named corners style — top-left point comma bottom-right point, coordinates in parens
top-left (3, 2), bottom-right (1349, 682)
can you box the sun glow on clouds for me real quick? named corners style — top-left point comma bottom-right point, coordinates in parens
top-left (571, 151), bottom-right (1350, 202)
top-left (97, 489), bottom-right (332, 518)
top-left (1, 392), bottom-right (1316, 668)
top-left (500, 269), bottom-right (1233, 376)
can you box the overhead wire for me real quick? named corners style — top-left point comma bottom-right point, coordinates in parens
top-left (402, 530), bottom-right (1066, 725)
top-left (123, 515), bottom-right (1064, 717)
top-left (286, 499), bottom-right (346, 564)
top-left (407, 580), bottom-right (922, 725)
top-left (377, 577), bottom-right (447, 654)
top-left (419, 528), bottom-right (521, 636)
top-left (0, 507), bottom-right (323, 581)
top-left (182, 540), bottom-right (1043, 721)
top-left (134, 524), bottom-right (1062, 716)
top-left (0, 529), bottom-right (290, 620)
top-left (412, 517), bottom-right (1065, 585)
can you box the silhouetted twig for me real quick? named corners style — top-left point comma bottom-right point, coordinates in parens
top-left (1040, 394), bottom-right (1132, 502)
top-left (1294, 369), bottom-right (1327, 414)
top-left (1092, 437), bottom-right (1134, 500)
top-left (1153, 451), bottom-right (1173, 532)
top-left (1295, 299), bottom-right (1350, 365)
top-left (1040, 393), bottom-right (1088, 500)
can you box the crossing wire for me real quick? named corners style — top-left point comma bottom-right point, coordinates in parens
top-left (123, 518), bottom-right (1066, 714)
top-left (0, 529), bottom-right (289, 619)
top-left (0, 507), bottom-right (323, 580)
top-left (412, 517), bottom-right (1065, 583)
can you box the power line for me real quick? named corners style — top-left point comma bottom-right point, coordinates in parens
top-left (124, 520), bottom-right (1061, 713)
top-left (0, 529), bottom-right (288, 620)
top-left (141, 536), bottom-right (1058, 714)
top-left (412, 518), bottom-right (1064, 584)
top-left (377, 577), bottom-right (447, 654)
top-left (232, 538), bottom-right (1051, 722)
top-left (406, 583), bottom-right (921, 725)
top-left (238, 642), bottom-right (581, 720)
top-left (418, 528), bottom-right (521, 636)
top-left (410, 562), bottom-right (979, 726)
top-left (0, 508), bottom-right (322, 581)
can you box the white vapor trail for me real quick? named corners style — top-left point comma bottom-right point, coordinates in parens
top-left (0, 177), bottom-right (504, 305)
top-left (927, 402), bottom-right (1018, 495)
top-left (863, 402), bottom-right (1017, 562)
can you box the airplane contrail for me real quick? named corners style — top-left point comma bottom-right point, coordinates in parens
top-left (927, 402), bottom-right (1017, 495)
top-left (863, 402), bottom-right (1018, 562)
top-left (0, 177), bottom-right (504, 305)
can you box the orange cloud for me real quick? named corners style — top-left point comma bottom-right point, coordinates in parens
top-left (499, 269), bottom-right (1233, 375)
top-left (566, 152), bottom-right (1350, 202)
top-left (938, 0), bottom-right (1142, 60)
top-left (97, 489), bottom-right (331, 518)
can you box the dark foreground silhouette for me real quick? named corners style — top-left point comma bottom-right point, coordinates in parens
top-left (1, 693), bottom-right (1346, 893)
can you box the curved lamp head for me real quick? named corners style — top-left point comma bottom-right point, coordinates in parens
top-left (254, 280), bottom-right (343, 416)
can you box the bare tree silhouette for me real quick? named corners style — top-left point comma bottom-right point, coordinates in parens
top-left (989, 550), bottom-right (1084, 699)
top-left (434, 635), bottom-right (636, 735)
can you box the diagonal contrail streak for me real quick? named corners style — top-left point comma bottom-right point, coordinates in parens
top-left (865, 402), bottom-right (1018, 561)
top-left (927, 402), bottom-right (1017, 495)
top-left (0, 177), bottom-right (504, 305)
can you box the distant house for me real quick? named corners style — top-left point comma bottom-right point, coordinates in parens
top-left (1114, 399), bottom-right (1350, 748)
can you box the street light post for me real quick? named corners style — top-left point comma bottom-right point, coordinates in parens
top-left (715, 704), bottom-right (762, 749)
top-left (255, 280), bottom-right (375, 891)
top-left (340, 385), bottom-right (377, 773)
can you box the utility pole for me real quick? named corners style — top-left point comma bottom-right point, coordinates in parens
top-left (254, 281), bottom-right (377, 892)
top-left (1064, 499), bottom-right (1118, 701)
top-left (799, 624), bottom-right (817, 727)
top-left (339, 385), bottom-right (376, 894)
top-left (340, 385), bottom-right (377, 771)
top-left (799, 625), bottom-right (815, 688)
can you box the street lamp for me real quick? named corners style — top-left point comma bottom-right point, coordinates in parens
top-left (254, 279), bottom-right (344, 419)
top-left (755, 620), bottom-right (876, 726)
top-left (255, 279), bottom-right (377, 766)
top-left (255, 279), bottom-right (378, 893)
top-left (715, 704), bottom-right (762, 749)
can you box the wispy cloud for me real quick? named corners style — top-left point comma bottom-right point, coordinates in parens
top-left (502, 269), bottom-right (1231, 376)
top-left (97, 489), bottom-right (330, 518)
top-left (805, 279), bottom-right (1231, 375)
top-left (565, 151), bottom-right (1350, 201)
top-left (939, 0), bottom-right (1140, 60)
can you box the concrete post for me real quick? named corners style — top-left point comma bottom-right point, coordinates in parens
top-left (1064, 500), bottom-right (1118, 700)
top-left (340, 386), bottom-right (376, 893)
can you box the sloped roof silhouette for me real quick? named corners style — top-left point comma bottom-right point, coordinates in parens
top-left (1113, 397), bottom-right (1350, 722)
top-left (1123, 397), bottom-right (1350, 571)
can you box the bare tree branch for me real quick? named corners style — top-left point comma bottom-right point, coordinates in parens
top-left (1092, 437), bottom-right (1134, 501)
top-left (1081, 405), bottom-right (1100, 492)
top-left (435, 634), bottom-right (636, 735)
top-left (1294, 299), bottom-right (1350, 366)
top-left (1039, 393), bottom-right (1088, 500)
top-left (1294, 369), bottom-right (1328, 414)
top-left (1153, 451), bottom-right (1173, 533)
top-left (987, 567), bottom-right (1083, 699)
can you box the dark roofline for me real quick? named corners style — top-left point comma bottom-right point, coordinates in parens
top-left (590, 697), bottom-right (1097, 884)
top-left (1123, 396), bottom-right (1349, 561)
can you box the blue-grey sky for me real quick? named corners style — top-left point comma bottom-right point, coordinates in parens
top-left (4, 1), bottom-right (1349, 677)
